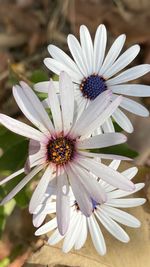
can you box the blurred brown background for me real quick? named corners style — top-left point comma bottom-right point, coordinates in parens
top-left (0, 0), bottom-right (150, 266)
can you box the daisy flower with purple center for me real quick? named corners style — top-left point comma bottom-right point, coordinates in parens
top-left (34, 160), bottom-right (146, 256)
top-left (0, 72), bottom-right (134, 235)
top-left (35, 24), bottom-right (150, 133)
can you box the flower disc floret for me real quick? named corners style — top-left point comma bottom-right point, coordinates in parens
top-left (80, 74), bottom-right (107, 100)
top-left (47, 137), bottom-right (75, 165)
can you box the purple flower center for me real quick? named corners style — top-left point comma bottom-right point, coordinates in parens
top-left (91, 199), bottom-right (98, 210)
top-left (74, 199), bottom-right (98, 212)
top-left (80, 74), bottom-right (107, 100)
top-left (47, 137), bottom-right (75, 165)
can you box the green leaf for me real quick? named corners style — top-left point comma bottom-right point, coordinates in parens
top-left (0, 258), bottom-right (10, 267)
top-left (0, 139), bottom-right (28, 172)
top-left (30, 69), bottom-right (49, 83)
top-left (113, 122), bottom-right (123, 132)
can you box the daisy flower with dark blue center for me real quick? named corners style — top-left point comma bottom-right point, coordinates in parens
top-left (35, 24), bottom-right (150, 133)
top-left (34, 160), bottom-right (146, 256)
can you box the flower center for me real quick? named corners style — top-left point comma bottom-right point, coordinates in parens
top-left (80, 74), bottom-right (107, 100)
top-left (74, 198), bottom-right (98, 212)
top-left (47, 137), bottom-right (75, 165)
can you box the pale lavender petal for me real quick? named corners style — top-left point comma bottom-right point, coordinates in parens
top-left (29, 165), bottom-right (54, 213)
top-left (77, 133), bottom-right (127, 150)
top-left (35, 217), bottom-right (57, 236)
top-left (19, 81), bottom-right (55, 134)
top-left (59, 71), bottom-right (74, 134)
top-left (56, 171), bottom-right (70, 235)
top-left (95, 209), bottom-right (130, 242)
top-left (71, 161), bottom-right (107, 203)
top-left (87, 214), bottom-right (106, 255)
top-left (78, 156), bottom-right (135, 191)
top-left (0, 165), bottom-right (43, 205)
top-left (66, 164), bottom-right (93, 216)
top-left (0, 114), bottom-right (44, 141)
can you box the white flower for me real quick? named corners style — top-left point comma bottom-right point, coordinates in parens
top-left (0, 72), bottom-right (134, 235)
top-left (34, 160), bottom-right (146, 256)
top-left (35, 24), bottom-right (150, 133)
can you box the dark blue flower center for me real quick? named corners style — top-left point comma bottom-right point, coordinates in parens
top-left (74, 198), bottom-right (98, 212)
top-left (80, 74), bottom-right (107, 100)
top-left (91, 199), bottom-right (98, 210)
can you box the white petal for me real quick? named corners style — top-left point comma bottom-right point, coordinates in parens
top-left (29, 165), bottom-right (53, 213)
top-left (44, 58), bottom-right (81, 83)
top-left (33, 213), bottom-right (46, 228)
top-left (101, 117), bottom-right (115, 133)
top-left (35, 217), bottom-right (57, 236)
top-left (59, 72), bottom-right (74, 134)
top-left (48, 229), bottom-right (64, 245)
top-left (99, 34), bottom-right (126, 75)
top-left (78, 157), bottom-right (135, 191)
top-left (70, 90), bottom-right (112, 137)
top-left (106, 198), bottom-right (146, 208)
top-left (80, 95), bottom-right (122, 137)
top-left (93, 24), bottom-right (107, 74)
top-left (34, 81), bottom-right (59, 93)
top-left (104, 45), bottom-right (140, 79)
top-left (95, 209), bottom-right (130, 242)
top-left (112, 108), bottom-right (133, 133)
top-left (27, 140), bottom-right (46, 169)
top-left (108, 183), bottom-right (145, 199)
top-left (74, 215), bottom-right (87, 249)
top-left (122, 167), bottom-right (138, 180)
top-left (71, 90), bottom-right (122, 138)
top-left (0, 168), bottom-right (25, 186)
top-left (48, 80), bottom-right (62, 132)
top-left (119, 96), bottom-right (149, 117)
top-left (34, 81), bottom-right (49, 93)
top-left (79, 150), bottom-right (131, 161)
top-left (42, 98), bottom-right (49, 109)
top-left (38, 202), bottom-right (56, 215)
top-left (19, 81), bottom-right (55, 134)
top-left (48, 44), bottom-right (82, 78)
top-left (87, 214), bottom-right (106, 256)
top-left (103, 167), bottom-right (138, 193)
top-left (67, 34), bottom-right (88, 77)
top-left (13, 85), bottom-right (49, 135)
top-left (109, 160), bottom-right (121, 170)
top-left (71, 161), bottom-right (107, 203)
top-left (74, 97), bottom-right (87, 121)
top-left (80, 25), bottom-right (94, 75)
top-left (0, 114), bottom-right (44, 142)
top-left (101, 205), bottom-right (141, 228)
top-left (66, 164), bottom-right (93, 216)
top-left (77, 133), bottom-right (126, 149)
top-left (111, 84), bottom-right (150, 97)
top-left (107, 64), bottom-right (150, 86)
top-left (0, 165), bottom-right (43, 205)
top-left (56, 172), bottom-right (70, 235)
top-left (63, 212), bottom-right (82, 253)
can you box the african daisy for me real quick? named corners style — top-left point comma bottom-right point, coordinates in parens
top-left (34, 160), bottom-right (146, 255)
top-left (0, 72), bottom-right (134, 235)
top-left (35, 24), bottom-right (150, 133)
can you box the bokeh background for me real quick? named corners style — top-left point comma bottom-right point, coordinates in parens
top-left (0, 0), bottom-right (150, 266)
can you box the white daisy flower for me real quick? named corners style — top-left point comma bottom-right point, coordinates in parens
top-left (35, 24), bottom-right (150, 133)
top-left (34, 160), bottom-right (146, 256)
top-left (0, 72), bottom-right (134, 235)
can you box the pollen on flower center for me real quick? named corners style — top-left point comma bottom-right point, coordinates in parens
top-left (47, 137), bottom-right (75, 165)
top-left (80, 74), bottom-right (107, 100)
